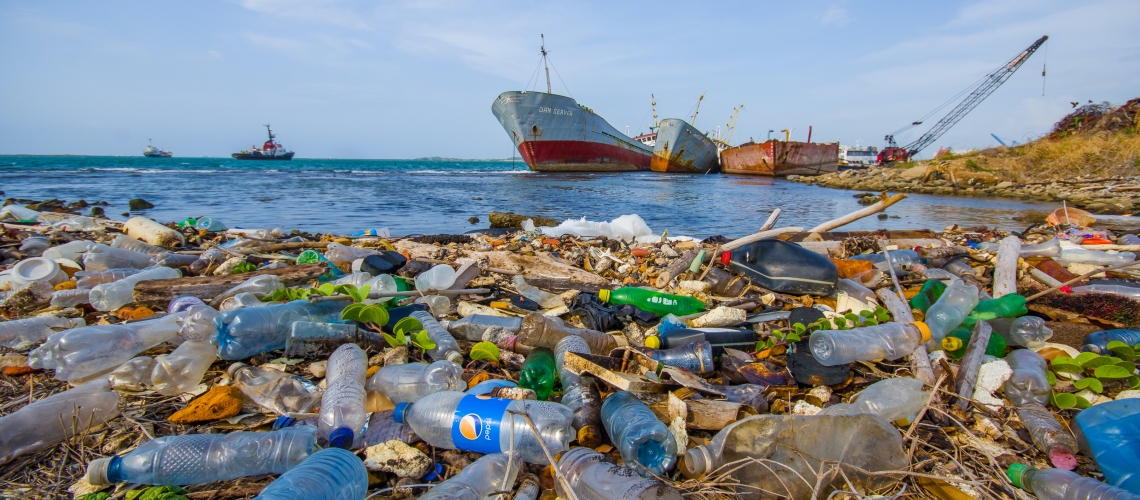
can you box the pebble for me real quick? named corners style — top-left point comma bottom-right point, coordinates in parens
top-left (363, 439), bottom-right (433, 478)
top-left (791, 400), bottom-right (823, 415)
top-left (676, 280), bottom-right (712, 295)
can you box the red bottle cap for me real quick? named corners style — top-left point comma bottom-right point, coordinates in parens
top-left (720, 251), bottom-right (731, 265)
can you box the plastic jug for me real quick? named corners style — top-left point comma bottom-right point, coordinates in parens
top-left (0, 379), bottom-right (120, 466)
top-left (419, 452), bottom-right (521, 500)
top-left (555, 447), bottom-right (683, 500)
top-left (631, 341), bottom-right (715, 374)
top-left (518, 347), bottom-right (558, 400)
top-left (809, 322), bottom-right (930, 366)
top-left (213, 299), bottom-right (347, 360)
top-left (409, 311), bottom-right (464, 364)
top-left (720, 239), bottom-right (839, 296)
top-left (89, 266), bottom-right (181, 311)
top-left (600, 391), bottom-right (677, 476)
top-left (151, 340), bottom-right (217, 396)
top-left (1074, 399), bottom-right (1140, 493)
top-left (598, 287), bottom-right (705, 317)
top-left (318, 344), bottom-right (368, 449)
top-left (365, 360), bottom-right (464, 403)
top-left (988, 316), bottom-right (1053, 348)
top-left (253, 447), bottom-right (368, 500)
top-left (1007, 465), bottom-right (1139, 500)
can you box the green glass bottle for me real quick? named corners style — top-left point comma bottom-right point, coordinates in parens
top-left (909, 280), bottom-right (947, 313)
top-left (942, 326), bottom-right (1007, 358)
top-left (518, 347), bottom-right (558, 400)
top-left (962, 295), bottom-right (1028, 326)
top-left (597, 287), bottom-right (705, 317)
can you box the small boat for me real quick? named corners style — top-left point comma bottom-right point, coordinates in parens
top-left (721, 139), bottom-right (839, 176)
top-left (232, 125), bottom-right (295, 161)
top-left (142, 139), bottom-right (172, 158)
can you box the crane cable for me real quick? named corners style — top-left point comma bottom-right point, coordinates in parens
top-left (1041, 39), bottom-right (1049, 96)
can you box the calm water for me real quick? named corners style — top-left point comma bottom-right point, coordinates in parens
top-left (0, 156), bottom-right (1052, 238)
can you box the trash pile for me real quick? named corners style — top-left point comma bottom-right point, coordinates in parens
top-left (2, 203), bottom-right (1140, 500)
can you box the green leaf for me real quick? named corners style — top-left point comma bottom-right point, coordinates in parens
top-left (393, 317), bottom-right (423, 337)
top-left (785, 332), bottom-right (801, 343)
top-left (1109, 344), bottom-right (1136, 361)
top-left (875, 306), bottom-right (891, 322)
top-left (793, 323), bottom-right (807, 335)
top-left (834, 317), bottom-right (848, 329)
top-left (334, 283), bottom-right (358, 298)
top-left (1073, 377), bottom-right (1104, 394)
top-left (232, 262), bottom-right (257, 274)
top-left (126, 486), bottom-right (190, 500)
top-left (844, 312), bottom-right (859, 324)
top-left (1051, 356), bottom-right (1083, 373)
top-left (1075, 395), bottom-right (1093, 409)
top-left (341, 303), bottom-right (368, 322)
top-left (470, 341), bottom-right (500, 363)
top-left (1128, 375), bottom-right (1140, 389)
top-left (410, 330), bottom-right (436, 351)
top-left (1051, 392), bottom-right (1077, 409)
top-left (863, 319), bottom-right (879, 327)
top-left (381, 332), bottom-right (404, 347)
top-left (1075, 352), bottom-right (1101, 366)
top-left (1093, 364), bottom-right (1134, 380)
top-left (859, 310), bottom-right (874, 318)
top-left (355, 284), bottom-right (371, 302)
top-left (1107, 340), bottom-right (1130, 351)
top-left (1082, 356), bottom-right (1120, 369)
top-left (770, 330), bottom-right (785, 341)
top-left (79, 494), bottom-right (111, 500)
top-left (358, 306), bottom-right (389, 326)
top-left (1047, 371), bottom-right (1057, 385)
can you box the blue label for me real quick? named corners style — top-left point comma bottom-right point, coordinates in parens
top-left (451, 394), bottom-right (513, 455)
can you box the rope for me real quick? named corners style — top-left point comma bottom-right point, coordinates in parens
top-left (546, 54), bottom-right (572, 97)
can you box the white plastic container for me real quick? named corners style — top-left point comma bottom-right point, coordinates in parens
top-left (11, 257), bottom-right (66, 286)
top-left (122, 216), bottom-right (185, 247)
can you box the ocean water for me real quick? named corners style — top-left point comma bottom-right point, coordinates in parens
top-left (1, 155), bottom-right (1053, 238)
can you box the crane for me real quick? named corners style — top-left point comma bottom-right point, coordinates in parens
top-left (712, 105), bottom-right (745, 148)
top-left (691, 92), bottom-right (706, 127)
top-left (878, 35), bottom-right (1048, 164)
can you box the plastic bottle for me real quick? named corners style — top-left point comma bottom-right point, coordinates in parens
top-left (151, 340), bottom-right (217, 396)
top-left (466, 379), bottom-right (518, 396)
top-left (189, 247), bottom-right (224, 275)
top-left (518, 347), bottom-right (558, 400)
top-left (86, 426), bottom-right (316, 486)
top-left (415, 264), bottom-right (457, 292)
top-left (1120, 235), bottom-right (1140, 246)
top-left (50, 288), bottom-right (91, 308)
top-left (107, 356), bottom-right (155, 391)
top-left (555, 335), bottom-right (602, 438)
top-left (1003, 350), bottom-right (1079, 469)
top-left (632, 341), bottom-right (715, 374)
top-left (600, 391), bottom-right (677, 476)
top-left (598, 287), bottom-right (705, 317)
top-left (214, 274), bottom-right (281, 304)
top-left (556, 447), bottom-right (683, 500)
top-left (988, 316), bottom-right (1053, 348)
top-left (42, 240), bottom-right (96, 261)
top-left (442, 314), bottom-right (522, 341)
top-left (17, 236), bottom-right (50, 256)
top-left (962, 294), bottom-right (1029, 326)
top-left (1057, 248), bottom-right (1136, 267)
top-left (721, 239), bottom-right (839, 295)
top-left (1074, 399), bottom-right (1140, 493)
top-left (229, 363), bottom-right (321, 415)
top-left (366, 360), bottom-right (464, 403)
top-left (646, 328), bottom-right (754, 356)
top-left (219, 292), bottom-right (269, 311)
top-left (942, 326), bottom-right (1007, 359)
top-left (702, 267), bottom-right (747, 297)
top-left (819, 377), bottom-right (929, 424)
top-left (1071, 285), bottom-right (1140, 301)
top-left (297, 250), bottom-right (345, 279)
top-left (253, 447), bottom-right (368, 500)
top-left (909, 280), bottom-right (947, 312)
top-left (393, 391), bottom-right (573, 465)
top-left (111, 234), bottom-right (166, 255)
top-left (178, 304), bottom-right (219, 342)
top-left (923, 281), bottom-right (979, 345)
top-left (323, 242), bottom-right (383, 264)
top-left (809, 322), bottom-right (931, 366)
top-left (285, 322), bottom-right (377, 358)
top-left (0, 315), bottom-right (85, 349)
top-left (514, 312), bottom-right (617, 355)
top-left (419, 452), bottom-right (521, 500)
top-left (89, 266), bottom-right (181, 311)
top-left (849, 249), bottom-right (925, 275)
top-left (0, 379), bottom-right (121, 465)
top-left (213, 299), bottom-right (348, 360)
top-left (406, 310), bottom-right (463, 364)
top-left (514, 275), bottom-right (565, 309)
top-left (319, 344), bottom-right (368, 449)
top-left (1082, 329), bottom-right (1140, 354)
top-left (81, 244), bottom-right (155, 270)
top-left (330, 272), bottom-right (371, 288)
top-left (1007, 465), bottom-right (1139, 500)
top-left (47, 312), bottom-right (184, 382)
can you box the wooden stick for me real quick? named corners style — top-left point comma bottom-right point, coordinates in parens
top-left (876, 288), bottom-right (936, 386)
top-left (955, 321), bottom-right (992, 410)
top-left (1026, 259), bottom-right (1140, 301)
top-left (230, 241), bottom-right (328, 255)
top-left (132, 263), bottom-right (329, 306)
top-left (721, 226), bottom-right (803, 252)
top-left (992, 236), bottom-right (1021, 298)
top-left (807, 193), bottom-right (907, 233)
top-left (759, 209), bottom-right (782, 232)
top-left (309, 288), bottom-right (492, 302)
top-left (655, 250), bottom-right (698, 288)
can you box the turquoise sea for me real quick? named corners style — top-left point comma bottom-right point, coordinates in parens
top-left (0, 155), bottom-right (1053, 237)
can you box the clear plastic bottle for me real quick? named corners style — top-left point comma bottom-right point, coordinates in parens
top-left (393, 391), bottom-right (573, 465)
top-left (848, 249), bottom-right (924, 275)
top-left (809, 322), bottom-right (931, 366)
top-left (253, 447), bottom-right (368, 500)
top-left (111, 234), bottom-right (166, 255)
top-left (178, 304), bottom-right (219, 342)
top-left (820, 377), bottom-right (929, 423)
top-left (1071, 285), bottom-right (1140, 301)
top-left (81, 244), bottom-right (155, 270)
top-left (319, 344), bottom-right (368, 449)
top-left (18, 236), bottom-right (50, 256)
top-left (514, 475), bottom-right (541, 500)
top-left (330, 272), bottom-right (371, 288)
top-left (923, 281), bottom-right (979, 346)
top-left (600, 391), bottom-right (677, 476)
top-left (219, 292), bottom-right (269, 311)
top-left (366, 360), bottom-right (464, 403)
top-left (48, 312), bottom-right (184, 382)
top-left (285, 322), bottom-right (373, 358)
top-left (0, 315), bottom-right (85, 349)
top-left (514, 275), bottom-right (564, 309)
top-left (50, 288), bottom-right (91, 308)
top-left (42, 240), bottom-right (97, 261)
top-left (514, 312), bottom-right (617, 355)
top-left (151, 340), bottom-right (217, 396)
top-left (1007, 464), bottom-right (1139, 500)
top-left (152, 251), bottom-right (199, 268)
top-left (189, 247), bottom-right (224, 275)
top-left (442, 315), bottom-right (523, 341)
top-left (213, 299), bottom-right (348, 360)
top-left (556, 447), bottom-right (683, 500)
top-left (214, 274), bottom-right (282, 304)
top-left (1082, 329), bottom-right (1140, 354)
top-left (1074, 399), bottom-right (1140, 492)
top-left (0, 379), bottom-right (121, 465)
top-left (1004, 350), bottom-right (1078, 469)
top-left (631, 341), bottom-right (715, 374)
top-left (1018, 404), bottom-right (1080, 470)
top-left (73, 268), bottom-right (143, 289)
top-left (89, 266), bottom-right (181, 311)
top-left (988, 316), bottom-right (1053, 347)
top-left (1004, 349), bottom-right (1052, 406)
top-left (86, 426), bottom-right (317, 486)
top-left (1119, 235), bottom-right (1140, 246)
top-left (419, 452), bottom-right (521, 500)
top-left (414, 264), bottom-right (457, 292)
top-left (107, 356), bottom-right (155, 391)
top-left (323, 242), bottom-right (383, 264)
top-left (409, 311), bottom-right (463, 364)
top-left (1057, 248), bottom-right (1137, 267)
top-left (229, 363), bottom-right (321, 415)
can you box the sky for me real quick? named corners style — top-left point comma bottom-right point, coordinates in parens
top-left (1, 0), bottom-right (1138, 159)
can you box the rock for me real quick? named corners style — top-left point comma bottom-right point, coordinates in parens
top-left (168, 385), bottom-right (243, 424)
top-left (899, 164), bottom-right (934, 180)
top-left (660, 245), bottom-right (679, 258)
top-left (90, 206), bottom-right (105, 217)
top-left (488, 211), bottom-right (558, 229)
top-left (364, 439), bottom-right (433, 478)
top-left (791, 400), bottom-right (822, 415)
top-left (877, 213), bottom-right (889, 220)
top-left (786, 175), bottom-right (801, 180)
top-left (121, 212), bottom-right (130, 217)
top-left (669, 416), bottom-right (688, 451)
top-left (128, 198), bottom-right (154, 210)
top-left (309, 360), bottom-right (327, 378)
top-left (689, 306), bottom-right (747, 328)
top-left (1115, 390), bottom-right (1140, 400)
top-left (676, 280), bottom-right (712, 295)
top-left (467, 216), bottom-right (479, 224)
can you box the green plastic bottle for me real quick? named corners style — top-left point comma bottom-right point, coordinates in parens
top-left (597, 288), bottom-right (705, 317)
top-left (941, 326), bottom-right (1007, 358)
top-left (518, 347), bottom-right (558, 400)
top-left (962, 295), bottom-right (1028, 326)
top-left (909, 280), bottom-right (947, 313)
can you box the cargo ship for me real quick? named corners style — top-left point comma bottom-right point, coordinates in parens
top-left (721, 139), bottom-right (839, 177)
top-left (650, 118), bottom-right (719, 173)
top-left (232, 125), bottom-right (295, 161)
top-left (491, 38), bottom-right (651, 172)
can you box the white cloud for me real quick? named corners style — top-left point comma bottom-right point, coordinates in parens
top-left (821, 6), bottom-right (851, 26)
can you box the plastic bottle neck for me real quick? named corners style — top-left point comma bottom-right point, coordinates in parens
top-left (679, 445), bottom-right (712, 479)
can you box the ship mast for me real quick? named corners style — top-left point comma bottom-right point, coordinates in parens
top-left (264, 124), bottom-right (275, 142)
top-left (651, 94), bottom-right (658, 130)
top-left (691, 92), bottom-right (705, 126)
top-left (541, 34), bottom-right (552, 94)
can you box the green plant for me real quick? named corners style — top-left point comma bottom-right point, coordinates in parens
top-left (381, 316), bottom-right (436, 351)
top-left (334, 284), bottom-right (371, 303)
top-left (965, 159), bottom-right (981, 171)
top-left (341, 302), bottom-right (388, 326)
top-left (1048, 343), bottom-right (1140, 408)
top-left (470, 341), bottom-right (500, 363)
top-left (267, 286), bottom-right (312, 301)
top-left (231, 262), bottom-right (257, 274)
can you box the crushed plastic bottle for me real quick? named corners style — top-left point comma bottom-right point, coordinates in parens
top-left (393, 391), bottom-right (573, 465)
top-left (229, 363), bottom-right (321, 415)
top-left (0, 315), bottom-right (85, 349)
top-left (151, 340), bottom-right (217, 396)
top-left (89, 266), bottom-right (181, 311)
top-left (600, 391), bottom-right (677, 476)
top-left (442, 314), bottom-right (522, 341)
top-left (809, 322), bottom-right (930, 366)
top-left (1082, 329), bottom-right (1140, 354)
top-left (318, 344), bottom-right (368, 449)
top-left (178, 304), bottom-right (219, 342)
top-left (514, 275), bottom-right (565, 309)
top-left (556, 447), bottom-right (683, 500)
top-left (81, 244), bottom-right (155, 270)
top-left (0, 379), bottom-right (121, 465)
top-left (1004, 349), bottom-right (1079, 469)
top-left (253, 447), bottom-right (368, 500)
top-left (514, 312), bottom-right (617, 355)
top-left (1056, 248), bottom-right (1136, 267)
top-left (820, 377), bottom-right (929, 423)
top-left (555, 335), bottom-right (602, 438)
top-left (107, 356), bottom-right (155, 391)
top-left (86, 426), bottom-right (317, 485)
top-left (988, 316), bottom-right (1053, 348)
top-left (632, 341), bottom-right (715, 374)
top-left (598, 287), bottom-right (704, 317)
top-left (366, 360), bottom-right (464, 403)
top-left (409, 311), bottom-right (464, 364)
top-left (213, 299), bottom-right (347, 360)
top-left (1007, 464), bottom-right (1139, 500)
top-left (1074, 399), bottom-right (1140, 492)
top-left (50, 288), bottom-right (91, 308)
top-left (41, 312), bottom-right (184, 382)
top-left (923, 280), bottom-right (979, 347)
top-left (419, 452), bottom-right (521, 500)
top-left (518, 347), bottom-right (558, 400)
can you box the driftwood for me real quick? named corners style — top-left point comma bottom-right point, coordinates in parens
top-left (132, 263), bottom-right (328, 306)
top-left (992, 236), bottom-right (1021, 298)
top-left (807, 193), bottom-right (908, 233)
top-left (795, 238), bottom-right (945, 258)
top-left (721, 227), bottom-right (804, 252)
top-left (230, 241), bottom-right (328, 255)
top-left (759, 209), bottom-right (781, 232)
top-left (955, 321), bottom-right (992, 410)
top-left (519, 277), bottom-right (605, 293)
top-left (655, 250), bottom-right (698, 288)
top-left (684, 399), bottom-right (742, 430)
top-left (876, 288), bottom-right (936, 386)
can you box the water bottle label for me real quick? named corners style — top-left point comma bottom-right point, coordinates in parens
top-left (451, 394), bottom-right (513, 454)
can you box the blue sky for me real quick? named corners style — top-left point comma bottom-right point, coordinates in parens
top-left (1, 0), bottom-right (1138, 159)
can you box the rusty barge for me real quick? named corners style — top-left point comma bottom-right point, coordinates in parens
top-left (650, 118), bottom-right (720, 174)
top-left (720, 140), bottom-right (839, 177)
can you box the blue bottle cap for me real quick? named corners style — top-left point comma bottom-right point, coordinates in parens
top-left (272, 416), bottom-right (296, 430)
top-left (328, 427), bottom-right (354, 450)
top-left (422, 463), bottom-right (444, 481)
top-left (393, 402), bottom-right (410, 424)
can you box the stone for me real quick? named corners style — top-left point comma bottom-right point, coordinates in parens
top-left (689, 306), bottom-right (747, 328)
top-left (309, 360), bottom-right (327, 378)
top-left (676, 280), bottom-right (712, 295)
top-left (128, 198), bottom-right (154, 210)
top-left (467, 216), bottom-right (479, 224)
top-left (90, 206), bottom-right (105, 217)
top-left (791, 400), bottom-right (822, 415)
top-left (363, 439), bottom-right (433, 478)
top-left (899, 164), bottom-right (934, 180)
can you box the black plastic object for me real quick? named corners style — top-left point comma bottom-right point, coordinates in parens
top-left (380, 303), bottom-right (430, 334)
top-left (659, 328), bottom-right (756, 357)
top-left (784, 307), bottom-right (851, 386)
top-left (360, 251), bottom-right (408, 276)
top-left (721, 239), bottom-right (838, 296)
top-left (510, 294), bottom-right (541, 311)
top-left (569, 293), bottom-right (658, 331)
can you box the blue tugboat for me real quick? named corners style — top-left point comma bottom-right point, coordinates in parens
top-left (232, 125), bottom-right (295, 160)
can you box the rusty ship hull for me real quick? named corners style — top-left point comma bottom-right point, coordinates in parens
top-left (650, 118), bottom-right (719, 173)
top-left (720, 140), bottom-right (839, 176)
top-left (492, 91), bottom-right (652, 172)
